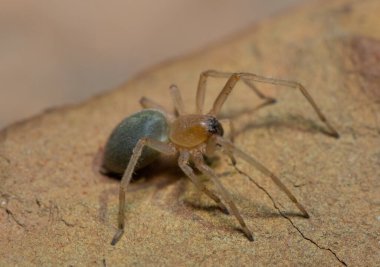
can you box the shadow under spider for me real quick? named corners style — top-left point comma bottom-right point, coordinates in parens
top-left (109, 156), bottom-right (183, 191)
top-left (177, 166), bottom-right (306, 223)
top-left (178, 181), bottom-right (306, 237)
top-left (97, 156), bottom-right (181, 223)
top-left (97, 111), bottom-right (319, 228)
top-left (233, 113), bottom-right (333, 138)
top-left (98, 154), bottom-right (305, 231)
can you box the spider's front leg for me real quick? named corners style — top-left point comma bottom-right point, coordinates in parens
top-left (192, 151), bottom-right (254, 241)
top-left (196, 70), bottom-right (276, 115)
top-left (216, 136), bottom-right (309, 218)
top-left (196, 70), bottom-right (339, 138)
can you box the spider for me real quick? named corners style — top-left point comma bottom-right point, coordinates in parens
top-left (102, 70), bottom-right (339, 245)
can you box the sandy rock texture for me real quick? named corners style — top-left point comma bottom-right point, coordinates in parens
top-left (0, 0), bottom-right (379, 266)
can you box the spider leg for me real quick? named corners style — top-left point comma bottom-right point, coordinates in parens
top-left (140, 96), bottom-right (168, 112)
top-left (169, 84), bottom-right (186, 115)
top-left (196, 70), bottom-right (275, 114)
top-left (206, 71), bottom-right (339, 138)
top-left (216, 136), bottom-right (309, 218)
top-left (111, 138), bottom-right (177, 245)
top-left (206, 133), bottom-right (236, 166)
top-left (139, 97), bottom-right (175, 121)
top-left (192, 151), bottom-right (254, 241)
top-left (178, 150), bottom-right (229, 214)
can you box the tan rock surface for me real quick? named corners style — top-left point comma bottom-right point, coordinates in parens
top-left (1, 0), bottom-right (379, 265)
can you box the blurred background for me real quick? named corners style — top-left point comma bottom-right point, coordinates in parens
top-left (0, 0), bottom-right (310, 129)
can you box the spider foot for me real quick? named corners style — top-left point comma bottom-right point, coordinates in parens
top-left (111, 229), bottom-right (124, 246)
top-left (218, 203), bottom-right (230, 215)
top-left (243, 227), bottom-right (254, 242)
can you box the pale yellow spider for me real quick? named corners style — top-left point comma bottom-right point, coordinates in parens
top-left (101, 70), bottom-right (339, 245)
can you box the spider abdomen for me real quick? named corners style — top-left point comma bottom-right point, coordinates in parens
top-left (102, 109), bottom-right (169, 175)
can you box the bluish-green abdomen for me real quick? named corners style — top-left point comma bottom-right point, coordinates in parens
top-left (102, 109), bottom-right (169, 175)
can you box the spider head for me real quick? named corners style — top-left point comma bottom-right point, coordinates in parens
top-left (205, 116), bottom-right (224, 137)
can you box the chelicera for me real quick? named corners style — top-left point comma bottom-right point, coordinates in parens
top-left (102, 70), bottom-right (339, 245)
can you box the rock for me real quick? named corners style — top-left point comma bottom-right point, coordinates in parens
top-left (1, 0), bottom-right (379, 265)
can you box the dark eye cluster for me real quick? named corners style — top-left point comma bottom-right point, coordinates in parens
top-left (206, 117), bottom-right (224, 136)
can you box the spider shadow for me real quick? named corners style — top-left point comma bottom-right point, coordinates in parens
top-left (230, 208), bottom-right (308, 238)
top-left (181, 190), bottom-right (308, 239)
top-left (221, 106), bottom-right (336, 138)
top-left (182, 201), bottom-right (228, 214)
top-left (178, 167), bottom-right (308, 225)
top-left (97, 131), bottom-right (310, 231)
top-left (98, 154), bottom-right (234, 223)
top-left (243, 202), bottom-right (308, 219)
top-left (239, 113), bottom-right (334, 138)
top-left (104, 155), bottom-right (183, 192)
top-left (180, 197), bottom-right (307, 219)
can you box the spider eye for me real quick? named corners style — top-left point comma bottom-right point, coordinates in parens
top-left (206, 117), bottom-right (224, 136)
